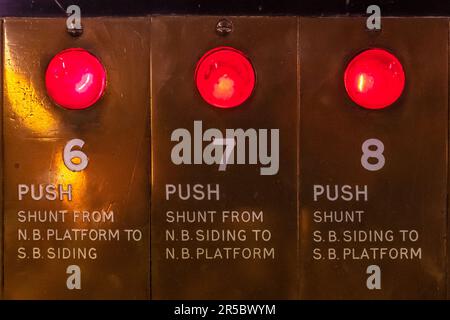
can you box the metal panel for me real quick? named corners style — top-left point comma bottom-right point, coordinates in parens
top-left (299, 17), bottom-right (448, 299)
top-left (151, 16), bottom-right (298, 299)
top-left (2, 18), bottom-right (151, 299)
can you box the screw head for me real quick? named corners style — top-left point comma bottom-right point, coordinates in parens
top-left (67, 27), bottom-right (83, 37)
top-left (216, 19), bottom-right (233, 36)
top-left (67, 21), bottom-right (83, 37)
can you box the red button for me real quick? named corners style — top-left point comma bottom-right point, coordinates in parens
top-left (195, 47), bottom-right (255, 108)
top-left (344, 48), bottom-right (405, 110)
top-left (45, 48), bottom-right (107, 110)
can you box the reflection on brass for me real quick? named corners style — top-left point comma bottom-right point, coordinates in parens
top-left (3, 18), bottom-right (151, 299)
top-left (151, 16), bottom-right (298, 299)
top-left (299, 18), bottom-right (448, 299)
top-left (0, 20), bottom-right (3, 300)
top-left (4, 45), bottom-right (58, 134)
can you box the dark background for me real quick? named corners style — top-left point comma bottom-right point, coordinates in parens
top-left (0, 0), bottom-right (449, 17)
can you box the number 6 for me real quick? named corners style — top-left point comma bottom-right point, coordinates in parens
top-left (63, 139), bottom-right (88, 172)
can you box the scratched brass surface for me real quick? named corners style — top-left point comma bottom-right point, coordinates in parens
top-left (151, 16), bottom-right (298, 299)
top-left (299, 18), bottom-right (448, 299)
top-left (3, 18), bottom-right (150, 299)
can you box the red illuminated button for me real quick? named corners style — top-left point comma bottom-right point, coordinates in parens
top-left (344, 48), bottom-right (405, 110)
top-left (45, 48), bottom-right (107, 110)
top-left (195, 47), bottom-right (255, 108)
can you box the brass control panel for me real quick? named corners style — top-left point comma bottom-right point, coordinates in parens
top-left (0, 16), bottom-right (449, 300)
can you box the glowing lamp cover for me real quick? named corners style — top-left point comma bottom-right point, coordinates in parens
top-left (195, 47), bottom-right (256, 108)
top-left (45, 48), bottom-right (107, 110)
top-left (344, 48), bottom-right (405, 110)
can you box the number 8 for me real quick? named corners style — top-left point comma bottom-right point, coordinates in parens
top-left (361, 138), bottom-right (385, 171)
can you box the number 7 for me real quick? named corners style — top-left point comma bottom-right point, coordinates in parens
top-left (213, 138), bottom-right (236, 171)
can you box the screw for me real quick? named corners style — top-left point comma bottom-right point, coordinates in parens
top-left (67, 26), bottom-right (83, 37)
top-left (216, 19), bottom-right (233, 36)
